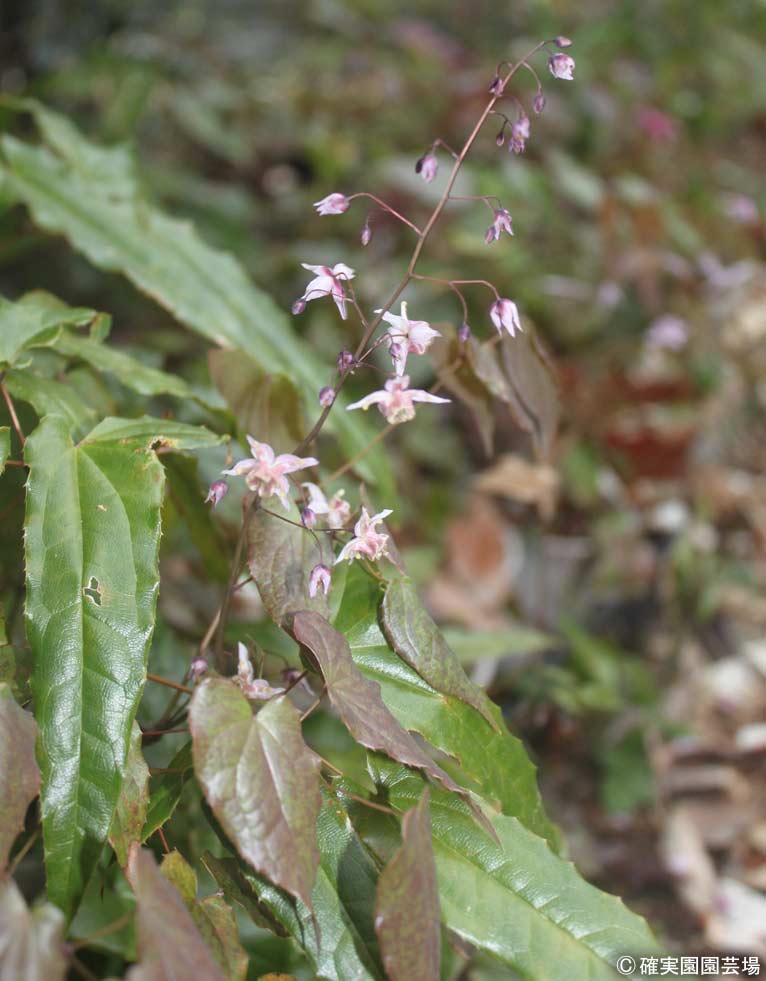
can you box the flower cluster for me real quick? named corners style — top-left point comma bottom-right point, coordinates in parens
top-left (215, 35), bottom-right (576, 601)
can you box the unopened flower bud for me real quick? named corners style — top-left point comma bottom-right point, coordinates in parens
top-left (204, 480), bottom-right (228, 508)
top-left (488, 75), bottom-right (504, 96)
top-left (319, 386), bottom-right (336, 408)
top-left (301, 506), bottom-right (317, 529)
top-left (292, 298), bottom-right (307, 315)
top-left (416, 151), bottom-right (438, 183)
top-left (189, 656), bottom-right (208, 681)
top-left (533, 91), bottom-right (546, 114)
top-left (361, 219), bottom-right (372, 246)
top-left (554, 35), bottom-right (573, 48)
top-left (309, 563), bottom-right (332, 598)
top-left (388, 340), bottom-right (406, 373)
top-left (313, 192), bottom-right (350, 216)
top-left (458, 322), bottom-right (471, 343)
top-left (495, 128), bottom-right (506, 147)
top-left (337, 350), bottom-right (355, 372)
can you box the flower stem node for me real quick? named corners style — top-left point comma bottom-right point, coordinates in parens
top-left (204, 480), bottom-right (229, 508)
top-left (313, 192), bottom-right (350, 216)
top-left (318, 386), bottom-right (336, 408)
top-left (490, 298), bottom-right (523, 337)
top-left (416, 151), bottom-right (439, 183)
top-left (308, 563), bottom-right (332, 598)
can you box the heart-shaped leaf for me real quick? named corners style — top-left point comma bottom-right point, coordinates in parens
top-left (189, 678), bottom-right (321, 909)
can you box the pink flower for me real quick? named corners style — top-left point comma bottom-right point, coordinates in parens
top-left (313, 192), bottom-right (350, 216)
top-left (346, 375), bottom-right (450, 425)
top-left (646, 315), bottom-right (688, 351)
top-left (416, 152), bottom-right (438, 183)
top-left (300, 262), bottom-right (356, 320)
top-left (302, 482), bottom-right (351, 529)
top-left (638, 108), bottom-right (678, 143)
top-left (336, 508), bottom-right (393, 564)
top-left (318, 386), bottom-right (335, 408)
top-left (548, 53), bottom-right (575, 80)
top-left (376, 301), bottom-right (441, 375)
top-left (490, 298), bottom-right (523, 337)
top-left (189, 656), bottom-right (208, 681)
top-left (485, 208), bottom-right (514, 244)
top-left (509, 113), bottom-right (530, 154)
top-left (235, 643), bottom-right (285, 701)
top-left (533, 92), bottom-right (546, 114)
top-left (309, 564), bottom-right (332, 598)
top-left (222, 437), bottom-right (318, 509)
top-left (554, 35), bottom-right (573, 48)
top-left (204, 480), bottom-right (228, 507)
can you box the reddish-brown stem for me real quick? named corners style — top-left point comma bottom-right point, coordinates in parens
top-left (147, 673), bottom-right (192, 695)
top-left (157, 827), bottom-right (171, 854)
top-left (3, 459), bottom-right (25, 467)
top-left (0, 376), bottom-right (26, 448)
top-left (214, 495), bottom-right (257, 672)
top-left (348, 192), bottom-right (422, 235)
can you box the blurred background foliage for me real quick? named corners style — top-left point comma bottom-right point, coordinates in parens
top-left (2, 0), bottom-right (766, 972)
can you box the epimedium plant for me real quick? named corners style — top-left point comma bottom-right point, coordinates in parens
top-left (0, 35), bottom-right (661, 981)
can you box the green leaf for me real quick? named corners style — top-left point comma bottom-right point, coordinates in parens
top-left (374, 789), bottom-right (440, 981)
top-left (55, 330), bottom-right (193, 399)
top-left (247, 510), bottom-right (330, 628)
top-left (0, 290), bottom-right (96, 368)
top-left (126, 844), bottom-right (225, 981)
top-left (293, 611), bottom-right (491, 836)
top-left (5, 367), bottom-right (97, 433)
top-left (161, 850), bottom-right (248, 981)
top-left (0, 683), bottom-right (40, 869)
top-left (164, 455), bottom-right (230, 583)
top-left (336, 573), bottom-right (561, 849)
top-left (0, 103), bottom-right (392, 493)
top-left (189, 677), bottom-right (322, 909)
top-left (233, 796), bottom-right (384, 981)
top-left (0, 878), bottom-right (67, 980)
top-left (109, 721), bottom-right (150, 867)
top-left (370, 759), bottom-right (662, 981)
top-left (0, 426), bottom-right (10, 473)
top-left (208, 349), bottom-right (305, 455)
top-left (142, 741), bottom-right (193, 842)
top-left (201, 852), bottom-right (289, 936)
top-left (24, 414), bottom-right (218, 917)
top-left (381, 577), bottom-right (499, 731)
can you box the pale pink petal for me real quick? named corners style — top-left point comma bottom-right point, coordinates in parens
top-left (222, 458), bottom-right (256, 476)
top-left (273, 453), bottom-right (319, 475)
top-left (346, 391), bottom-right (388, 412)
top-left (302, 482), bottom-right (330, 514)
top-left (409, 390), bottom-right (452, 405)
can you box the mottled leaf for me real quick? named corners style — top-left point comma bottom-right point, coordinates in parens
top-left (142, 742), bottom-right (193, 842)
top-left (0, 878), bottom-right (67, 980)
top-left (293, 612), bottom-right (488, 824)
top-left (208, 349), bottom-right (305, 454)
top-left (374, 789), bottom-right (440, 981)
top-left (109, 722), bottom-right (150, 867)
top-left (25, 414), bottom-right (220, 916)
top-left (0, 683), bottom-right (40, 868)
top-left (381, 577), bottom-right (499, 731)
top-left (0, 102), bottom-right (392, 494)
top-left (337, 573), bottom-right (561, 848)
top-left (161, 850), bottom-right (247, 981)
top-left (189, 678), bottom-right (321, 909)
top-left (126, 844), bottom-right (224, 981)
top-left (247, 509), bottom-right (330, 628)
top-left (0, 290), bottom-right (95, 368)
top-left (370, 759), bottom-right (661, 981)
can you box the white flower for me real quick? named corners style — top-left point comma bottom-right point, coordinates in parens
top-left (222, 437), bottom-right (317, 509)
top-left (302, 482), bottom-right (351, 529)
top-left (489, 298), bottom-right (523, 337)
top-left (336, 508), bottom-right (392, 564)
top-left (313, 193), bottom-right (350, 216)
top-left (376, 301), bottom-right (441, 375)
top-left (346, 375), bottom-right (450, 425)
top-left (300, 262), bottom-right (356, 319)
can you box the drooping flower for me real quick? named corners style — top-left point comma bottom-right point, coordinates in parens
top-left (299, 262), bottom-right (356, 320)
top-left (313, 192), bottom-right (350, 216)
top-left (416, 152), bottom-right (438, 183)
top-left (222, 437), bottom-right (317, 510)
top-left (360, 219), bottom-right (373, 246)
top-left (335, 508), bottom-right (392, 564)
top-left (319, 386), bottom-right (335, 408)
top-left (204, 480), bottom-right (228, 507)
top-left (533, 91), bottom-right (546, 114)
top-left (309, 564), bottom-right (332, 598)
top-left (376, 301), bottom-right (441, 375)
top-left (508, 113), bottom-right (531, 154)
top-left (485, 208), bottom-right (514, 244)
top-left (346, 375), bottom-right (450, 425)
top-left (235, 643), bottom-right (285, 701)
top-left (302, 482), bottom-right (351, 529)
top-left (301, 506), bottom-right (317, 529)
top-left (490, 298), bottom-right (523, 337)
top-left (548, 53), bottom-right (575, 80)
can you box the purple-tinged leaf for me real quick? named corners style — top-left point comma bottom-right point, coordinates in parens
top-left (125, 844), bottom-right (224, 981)
top-left (189, 677), bottom-right (322, 909)
top-left (109, 721), bottom-right (150, 868)
top-left (0, 683), bottom-right (40, 869)
top-left (498, 331), bottom-right (559, 459)
top-left (374, 790), bottom-right (440, 981)
top-left (247, 509), bottom-right (330, 628)
top-left (0, 878), bottom-right (66, 980)
top-left (381, 578), bottom-right (499, 732)
top-left (293, 611), bottom-right (492, 836)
